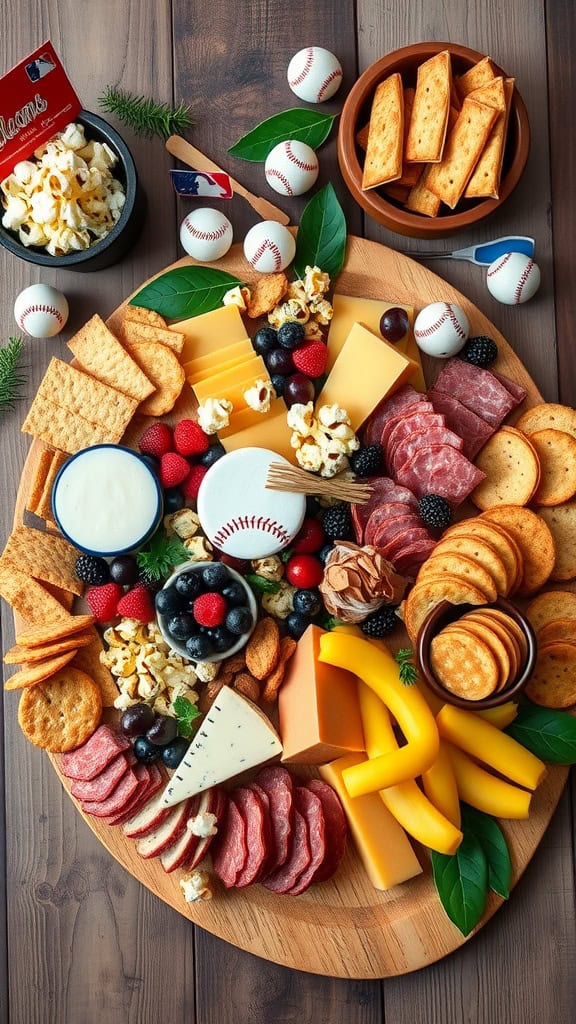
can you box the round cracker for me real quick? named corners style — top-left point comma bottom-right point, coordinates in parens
top-left (16, 614), bottom-right (95, 649)
top-left (529, 429), bottom-right (576, 506)
top-left (431, 535), bottom-right (508, 596)
top-left (444, 519), bottom-right (522, 595)
top-left (4, 649), bottom-right (77, 690)
top-left (471, 427), bottom-right (540, 510)
top-left (461, 611), bottom-right (520, 683)
top-left (403, 574), bottom-right (488, 644)
top-left (124, 340), bottom-right (185, 417)
top-left (537, 617), bottom-right (576, 647)
top-left (524, 642), bottom-right (576, 708)
top-left (526, 590), bottom-right (576, 632)
top-left (515, 402), bottom-right (576, 440)
top-left (480, 506), bottom-right (555, 595)
top-left (418, 552), bottom-right (498, 602)
top-left (538, 502), bottom-right (576, 581)
top-left (18, 667), bottom-right (102, 751)
top-left (472, 607), bottom-right (528, 665)
top-left (430, 629), bottom-right (499, 700)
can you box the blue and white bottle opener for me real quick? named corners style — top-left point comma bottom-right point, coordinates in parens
top-left (404, 235), bottom-right (535, 265)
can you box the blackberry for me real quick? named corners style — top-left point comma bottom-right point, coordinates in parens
top-left (277, 321), bottom-right (305, 350)
top-left (321, 503), bottom-right (354, 541)
top-left (460, 335), bottom-right (498, 368)
top-left (418, 494), bottom-right (453, 529)
top-left (361, 605), bottom-right (398, 638)
top-left (350, 444), bottom-right (383, 477)
top-left (75, 554), bottom-right (110, 586)
top-left (252, 326), bottom-right (278, 355)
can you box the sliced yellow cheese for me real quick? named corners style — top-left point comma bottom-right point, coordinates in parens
top-left (220, 400), bottom-right (294, 462)
top-left (183, 338), bottom-right (254, 380)
top-left (317, 322), bottom-right (419, 432)
top-left (186, 352), bottom-right (256, 386)
top-left (327, 295), bottom-right (425, 392)
top-left (319, 753), bottom-right (422, 890)
top-left (192, 355), bottom-right (267, 404)
top-left (172, 305), bottom-right (248, 363)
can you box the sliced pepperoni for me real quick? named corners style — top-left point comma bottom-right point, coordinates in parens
top-left (232, 787), bottom-right (270, 888)
top-left (367, 513), bottom-right (421, 549)
top-left (60, 725), bottom-right (131, 782)
top-left (248, 781), bottom-right (274, 880)
top-left (428, 390), bottom-right (495, 459)
top-left (107, 763), bottom-right (164, 826)
top-left (285, 788), bottom-right (326, 896)
top-left (253, 765), bottom-right (293, 869)
top-left (391, 426), bottom-right (464, 476)
top-left (261, 810), bottom-right (311, 894)
top-left (396, 444), bottom-right (486, 505)
top-left (306, 780), bottom-right (348, 883)
top-left (393, 538), bottom-right (439, 575)
top-left (432, 359), bottom-right (517, 427)
top-left (379, 526), bottom-right (435, 562)
top-left (212, 798), bottom-right (248, 889)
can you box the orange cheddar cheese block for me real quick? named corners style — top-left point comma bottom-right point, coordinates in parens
top-left (220, 400), bottom-right (294, 462)
top-left (172, 305), bottom-right (249, 363)
top-left (192, 355), bottom-right (268, 405)
top-left (278, 625), bottom-right (364, 763)
top-left (319, 752), bottom-right (423, 890)
top-left (183, 338), bottom-right (255, 381)
top-left (186, 352), bottom-right (257, 386)
top-left (317, 322), bottom-right (419, 431)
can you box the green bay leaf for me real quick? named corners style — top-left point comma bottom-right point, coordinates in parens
top-left (130, 266), bottom-right (242, 319)
top-left (431, 833), bottom-right (488, 936)
top-left (460, 804), bottom-right (511, 900)
top-left (228, 108), bottom-right (336, 162)
top-left (293, 182), bottom-right (347, 282)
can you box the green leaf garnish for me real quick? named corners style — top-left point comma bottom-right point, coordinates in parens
top-left (136, 531), bottom-right (189, 582)
top-left (130, 267), bottom-right (243, 319)
top-left (173, 696), bottom-right (201, 740)
top-left (505, 704), bottom-right (576, 764)
top-left (99, 86), bottom-right (193, 139)
top-left (228, 108), bottom-right (337, 162)
top-left (431, 833), bottom-right (488, 936)
top-left (460, 804), bottom-right (511, 900)
top-left (395, 648), bottom-right (418, 686)
top-left (323, 615), bottom-right (344, 631)
top-left (245, 574), bottom-right (281, 595)
top-left (293, 183), bottom-right (347, 282)
top-left (0, 336), bottom-right (26, 412)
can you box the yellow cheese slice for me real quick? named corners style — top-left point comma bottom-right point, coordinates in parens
top-left (172, 305), bottom-right (249, 363)
top-left (182, 338), bottom-right (254, 380)
top-left (186, 352), bottom-right (256, 386)
top-left (192, 355), bottom-right (267, 404)
top-left (327, 294), bottom-right (425, 391)
top-left (221, 400), bottom-right (294, 462)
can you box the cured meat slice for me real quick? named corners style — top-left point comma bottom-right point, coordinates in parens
top-left (69, 751), bottom-right (132, 802)
top-left (60, 725), bottom-right (130, 781)
top-left (285, 787), bottom-right (326, 896)
top-left (212, 798), bottom-right (248, 888)
top-left (427, 390), bottom-right (495, 459)
top-left (82, 766), bottom-right (140, 817)
top-left (396, 444), bottom-right (486, 505)
top-left (386, 412), bottom-right (445, 468)
top-left (380, 402), bottom-right (435, 452)
top-left (432, 359), bottom-right (517, 427)
top-left (233, 787), bottom-right (270, 888)
top-left (136, 799), bottom-right (192, 859)
top-left (393, 538), bottom-right (438, 575)
top-left (254, 765), bottom-right (294, 869)
top-left (306, 779), bottom-right (348, 883)
top-left (492, 370), bottom-right (528, 404)
top-left (352, 477), bottom-right (418, 543)
top-left (122, 787), bottom-right (173, 839)
top-left (159, 792), bottom-right (204, 874)
top-left (362, 385), bottom-right (426, 445)
top-left (379, 526), bottom-right (435, 562)
top-left (391, 426), bottom-right (464, 476)
top-left (366, 512), bottom-right (420, 549)
top-left (249, 781), bottom-right (274, 881)
top-left (107, 763), bottom-right (164, 826)
top-left (261, 809), bottom-right (311, 894)
top-left (186, 788), bottom-right (227, 871)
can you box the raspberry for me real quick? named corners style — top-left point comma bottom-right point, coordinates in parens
top-left (181, 464), bottom-right (208, 501)
top-left (160, 452), bottom-right (190, 489)
top-left (138, 422), bottom-right (174, 458)
top-left (85, 582), bottom-right (123, 623)
top-left (292, 341), bottom-right (327, 379)
top-left (193, 592), bottom-right (227, 628)
top-left (174, 418), bottom-right (210, 458)
top-left (117, 584), bottom-right (156, 623)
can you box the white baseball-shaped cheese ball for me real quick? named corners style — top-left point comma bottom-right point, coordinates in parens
top-left (243, 221), bottom-right (296, 273)
top-left (179, 208), bottom-right (233, 262)
top-left (265, 141), bottom-right (319, 196)
top-left (486, 252), bottom-right (541, 305)
top-left (287, 46), bottom-right (343, 103)
top-left (14, 284), bottom-right (69, 338)
top-left (414, 301), bottom-right (470, 357)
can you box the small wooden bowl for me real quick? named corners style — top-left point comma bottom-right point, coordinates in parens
top-left (337, 42), bottom-right (530, 238)
top-left (417, 597), bottom-right (537, 709)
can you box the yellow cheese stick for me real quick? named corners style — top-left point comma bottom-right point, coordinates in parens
top-left (473, 702), bottom-right (519, 730)
top-left (437, 704), bottom-right (546, 791)
top-left (421, 741), bottom-right (461, 829)
top-left (445, 743), bottom-right (531, 819)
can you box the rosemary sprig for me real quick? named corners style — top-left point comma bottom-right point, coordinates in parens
top-left (99, 86), bottom-right (193, 140)
top-left (136, 530), bottom-right (190, 582)
top-left (395, 647), bottom-right (418, 686)
top-left (0, 336), bottom-right (26, 412)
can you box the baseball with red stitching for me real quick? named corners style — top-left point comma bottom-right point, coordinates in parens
top-left (486, 251), bottom-right (541, 305)
top-left (197, 447), bottom-right (306, 559)
top-left (243, 221), bottom-right (296, 273)
top-left (413, 301), bottom-right (470, 357)
top-left (264, 140), bottom-right (320, 197)
top-left (179, 207), bottom-right (233, 261)
top-left (13, 283), bottom-right (69, 338)
top-left (287, 46), bottom-right (343, 103)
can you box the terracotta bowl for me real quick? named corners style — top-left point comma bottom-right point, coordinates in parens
top-left (338, 42), bottom-right (530, 238)
top-left (417, 597), bottom-right (537, 709)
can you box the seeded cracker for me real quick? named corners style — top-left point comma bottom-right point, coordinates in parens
top-left (16, 614), bottom-right (95, 648)
top-left (466, 77), bottom-right (513, 199)
top-left (121, 340), bottom-right (185, 416)
top-left (68, 314), bottom-right (155, 403)
top-left (4, 630), bottom-right (94, 665)
top-left (124, 305), bottom-right (167, 328)
top-left (71, 628), bottom-right (120, 707)
top-left (405, 50), bottom-right (451, 163)
top-left (0, 566), bottom-right (74, 627)
top-left (18, 667), bottom-right (102, 751)
top-left (0, 524), bottom-right (84, 596)
top-left (42, 582), bottom-right (75, 612)
top-left (425, 97), bottom-right (498, 209)
top-left (455, 55), bottom-right (496, 102)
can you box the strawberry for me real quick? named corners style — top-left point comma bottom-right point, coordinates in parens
top-left (193, 592), bottom-right (227, 628)
top-left (160, 452), bottom-right (190, 489)
top-left (292, 341), bottom-right (327, 379)
top-left (181, 464), bottom-right (208, 501)
top-left (174, 418), bottom-right (210, 457)
top-left (85, 582), bottom-right (123, 623)
top-left (139, 422), bottom-right (174, 458)
top-left (117, 584), bottom-right (156, 623)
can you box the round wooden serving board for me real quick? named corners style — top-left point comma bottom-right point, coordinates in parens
top-left (12, 236), bottom-right (569, 979)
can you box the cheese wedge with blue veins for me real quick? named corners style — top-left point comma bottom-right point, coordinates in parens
top-left (161, 687), bottom-right (283, 807)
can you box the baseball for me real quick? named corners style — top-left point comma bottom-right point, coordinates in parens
top-left (287, 46), bottom-right (343, 103)
top-left (265, 140), bottom-right (319, 197)
top-left (414, 301), bottom-right (470, 358)
top-left (486, 252), bottom-right (541, 305)
top-left (14, 284), bottom-right (69, 338)
top-left (179, 207), bottom-right (233, 262)
top-left (243, 221), bottom-right (296, 273)
top-left (197, 447), bottom-right (306, 559)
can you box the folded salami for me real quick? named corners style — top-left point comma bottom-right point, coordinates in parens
top-left (59, 725), bottom-right (131, 782)
top-left (432, 359), bottom-right (521, 427)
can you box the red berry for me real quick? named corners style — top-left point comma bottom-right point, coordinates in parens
top-left (218, 552), bottom-right (250, 573)
top-left (138, 422), bottom-right (174, 458)
top-left (181, 464), bottom-right (208, 501)
top-left (174, 419), bottom-right (210, 458)
top-left (292, 517), bottom-right (326, 554)
top-left (117, 584), bottom-right (156, 623)
top-left (193, 592), bottom-right (227, 628)
top-left (160, 452), bottom-right (190, 489)
top-left (292, 341), bottom-right (327, 379)
top-left (85, 582), bottom-right (123, 623)
top-left (285, 554), bottom-right (324, 588)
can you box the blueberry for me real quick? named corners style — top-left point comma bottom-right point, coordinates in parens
top-left (285, 611), bottom-right (310, 640)
top-left (175, 571), bottom-right (203, 598)
top-left (162, 737), bottom-right (190, 769)
top-left (167, 613), bottom-right (197, 640)
top-left (277, 321), bottom-right (305, 350)
top-left (318, 543), bottom-right (334, 565)
top-left (199, 442), bottom-right (226, 469)
top-left (222, 581), bottom-right (247, 606)
top-left (225, 606), bottom-right (254, 635)
top-left (163, 487), bottom-right (185, 513)
top-left (155, 586), bottom-right (186, 617)
top-left (208, 625), bottom-right (235, 652)
top-left (185, 633), bottom-right (214, 660)
top-left (133, 735), bottom-right (161, 764)
top-left (202, 562), bottom-right (230, 591)
top-left (252, 326), bottom-right (278, 355)
top-left (293, 588), bottom-right (322, 617)
top-left (271, 373), bottom-right (287, 397)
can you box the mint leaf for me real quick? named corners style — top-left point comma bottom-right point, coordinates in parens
top-left (245, 574), bottom-right (281, 595)
top-left (173, 696), bottom-right (201, 740)
top-left (130, 267), bottom-right (243, 319)
top-left (293, 183), bottom-right (347, 282)
top-left (137, 531), bottom-right (189, 582)
top-left (505, 704), bottom-right (576, 764)
top-left (431, 833), bottom-right (488, 936)
top-left (228, 108), bottom-right (336, 162)
top-left (460, 804), bottom-right (511, 900)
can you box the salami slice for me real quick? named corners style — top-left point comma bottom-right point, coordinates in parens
top-left (69, 751), bottom-right (132, 802)
top-left (362, 385), bottom-right (425, 445)
top-left (60, 725), bottom-right (131, 781)
top-left (352, 477), bottom-right (418, 543)
top-left (232, 787), bottom-right (270, 888)
top-left (380, 402), bottom-right (435, 452)
top-left (254, 765), bottom-right (294, 869)
top-left (366, 512), bottom-right (421, 549)
top-left (102, 764), bottom-right (151, 824)
top-left (393, 538), bottom-right (438, 575)
top-left (306, 780), bottom-right (348, 883)
top-left (492, 369), bottom-right (528, 404)
top-left (432, 359), bottom-right (517, 427)
top-left (82, 766), bottom-right (140, 817)
top-left (107, 763), bottom-right (164, 826)
top-left (386, 412), bottom-right (445, 468)
top-left (428, 390), bottom-right (495, 459)
top-left (285, 787), bottom-right (326, 896)
top-left (249, 781), bottom-right (274, 880)
top-left (261, 810), bottom-right (311, 894)
top-left (212, 798), bottom-right (248, 889)
top-left (391, 426), bottom-right (464, 476)
top-left (379, 526), bottom-right (435, 562)
top-left (396, 444), bottom-right (486, 505)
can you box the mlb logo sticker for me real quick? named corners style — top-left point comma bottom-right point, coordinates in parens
top-left (170, 169), bottom-right (233, 199)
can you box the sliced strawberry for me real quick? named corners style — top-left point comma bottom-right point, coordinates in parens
top-left (174, 419), bottom-right (210, 458)
top-left (160, 452), bottom-right (190, 489)
top-left (139, 422), bottom-right (174, 458)
top-left (85, 582), bottom-right (123, 623)
top-left (117, 584), bottom-right (155, 623)
top-left (292, 341), bottom-right (327, 379)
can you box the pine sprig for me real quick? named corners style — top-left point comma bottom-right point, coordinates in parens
top-left (136, 530), bottom-right (190, 582)
top-left (0, 336), bottom-right (26, 412)
top-left (99, 86), bottom-right (193, 139)
top-left (395, 647), bottom-right (418, 686)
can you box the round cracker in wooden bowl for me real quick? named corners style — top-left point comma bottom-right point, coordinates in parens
top-left (515, 402), bottom-right (576, 439)
top-left (475, 607), bottom-right (528, 664)
top-left (403, 574), bottom-right (488, 643)
top-left (480, 505), bottom-right (555, 595)
top-left (459, 611), bottom-right (520, 683)
top-left (529, 429), bottom-right (576, 506)
top-left (17, 667), bottom-right (102, 751)
top-left (442, 618), bottom-right (511, 690)
top-left (538, 502), bottom-right (576, 581)
top-left (430, 628), bottom-right (500, 700)
top-left (471, 426), bottom-right (540, 509)
top-left (524, 642), bottom-right (576, 708)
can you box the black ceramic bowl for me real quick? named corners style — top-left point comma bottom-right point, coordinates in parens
top-left (0, 110), bottom-right (145, 271)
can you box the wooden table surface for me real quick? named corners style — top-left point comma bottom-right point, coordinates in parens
top-left (1, 1), bottom-right (575, 1021)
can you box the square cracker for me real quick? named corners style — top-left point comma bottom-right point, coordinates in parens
top-left (26, 447), bottom-right (53, 514)
top-left (425, 97), bottom-right (499, 208)
top-left (405, 50), bottom-right (451, 163)
top-left (0, 566), bottom-right (74, 626)
top-left (36, 450), bottom-right (68, 519)
top-left (465, 78), bottom-right (514, 199)
top-left (1, 524), bottom-right (83, 596)
top-left (120, 318), bottom-right (185, 356)
top-left (68, 314), bottom-right (155, 403)
top-left (456, 55), bottom-right (496, 101)
top-left (362, 73), bottom-right (404, 189)
top-left (22, 394), bottom-right (126, 454)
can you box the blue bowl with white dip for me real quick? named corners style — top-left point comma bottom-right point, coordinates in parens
top-left (52, 444), bottom-right (163, 556)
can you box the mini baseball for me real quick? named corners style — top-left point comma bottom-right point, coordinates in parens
top-left (197, 447), bottom-right (306, 559)
top-left (265, 140), bottom-right (319, 197)
top-left (179, 207), bottom-right (233, 262)
top-left (243, 221), bottom-right (296, 273)
top-left (486, 252), bottom-right (541, 305)
top-left (14, 284), bottom-right (69, 338)
top-left (287, 46), bottom-right (343, 103)
top-left (414, 301), bottom-right (470, 358)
